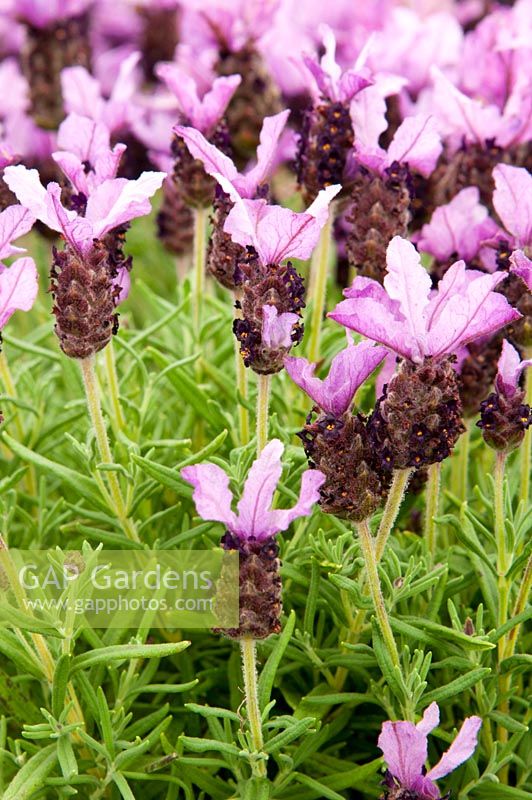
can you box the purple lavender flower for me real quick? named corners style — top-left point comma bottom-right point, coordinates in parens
top-left (330, 236), bottom-right (520, 470)
top-left (415, 187), bottom-right (499, 266)
top-left (174, 109), bottom-right (289, 200)
top-left (0, 205), bottom-right (38, 331)
top-left (492, 165), bottom-right (532, 253)
top-left (182, 438), bottom-right (325, 638)
top-left (300, 26), bottom-right (372, 106)
top-left (510, 250), bottom-right (532, 292)
top-left (478, 339), bottom-right (532, 452)
top-left (6, 0), bottom-right (93, 28)
top-left (329, 236), bottom-right (520, 365)
top-left (156, 65), bottom-right (241, 136)
top-left (285, 339), bottom-right (387, 417)
top-left (355, 113), bottom-right (442, 180)
top-left (378, 702), bottom-right (482, 800)
top-left (4, 163), bottom-right (164, 358)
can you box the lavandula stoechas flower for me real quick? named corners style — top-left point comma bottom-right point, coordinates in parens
top-left (184, 0), bottom-right (283, 164)
top-left (427, 66), bottom-right (531, 213)
top-left (175, 110), bottom-right (289, 289)
top-left (134, 0), bottom-right (181, 83)
top-left (11, 0), bottom-right (94, 129)
top-left (329, 236), bottom-right (520, 471)
top-left (218, 179), bottom-right (340, 373)
top-left (156, 64), bottom-right (241, 208)
top-left (285, 339), bottom-right (387, 521)
top-left (378, 702), bottom-right (481, 800)
top-left (0, 204), bottom-right (38, 423)
top-left (477, 340), bottom-right (532, 453)
top-left (296, 26), bottom-right (372, 202)
top-left (347, 112), bottom-right (442, 283)
top-left (182, 438), bottom-right (325, 638)
top-left (4, 149), bottom-right (164, 359)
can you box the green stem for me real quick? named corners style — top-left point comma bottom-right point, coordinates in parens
top-left (357, 518), bottom-right (400, 668)
top-left (494, 451), bottom-right (508, 660)
top-left (0, 350), bottom-right (37, 496)
top-left (234, 290), bottom-right (249, 446)
top-left (240, 637), bottom-right (267, 777)
top-left (103, 340), bottom-right (126, 433)
top-left (80, 355), bottom-right (139, 543)
top-left (256, 374), bottom-right (271, 455)
top-left (519, 356), bottom-right (532, 506)
top-left (307, 210), bottom-right (333, 364)
top-left (425, 462), bottom-right (441, 563)
top-left (456, 421), bottom-right (471, 501)
top-left (374, 468), bottom-right (413, 563)
top-left (192, 206), bottom-right (208, 332)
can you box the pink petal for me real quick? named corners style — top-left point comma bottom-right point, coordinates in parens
top-left (426, 716), bottom-right (482, 782)
top-left (85, 172), bottom-right (166, 238)
top-left (3, 166), bottom-right (62, 232)
top-left (416, 702), bottom-right (440, 736)
top-left (173, 125), bottom-right (239, 186)
top-left (114, 267), bottom-right (131, 306)
top-left (510, 249), bottom-right (532, 290)
top-left (221, 185), bottom-right (340, 265)
top-left (242, 110), bottom-right (291, 196)
top-left (329, 277), bottom-right (413, 361)
top-left (261, 305), bottom-right (298, 348)
top-left (181, 463), bottom-right (237, 530)
top-left (285, 340), bottom-right (387, 416)
top-left (496, 339), bottom-right (532, 398)
top-left (492, 164), bottom-right (532, 246)
top-left (0, 257), bottom-right (38, 329)
top-left (236, 439), bottom-right (284, 539)
top-left (61, 66), bottom-right (105, 120)
top-left (56, 113), bottom-right (111, 165)
top-left (378, 721), bottom-right (428, 789)
top-left (199, 75), bottom-right (242, 133)
top-left (52, 151), bottom-right (88, 195)
top-left (268, 468), bottom-right (325, 534)
top-left (383, 237), bottom-right (431, 362)
top-left (156, 63), bottom-right (200, 124)
top-left (0, 205), bottom-right (35, 260)
top-left (375, 351), bottom-right (398, 399)
top-left (387, 114), bottom-right (442, 178)
top-left (427, 271), bottom-right (521, 358)
top-left (416, 187), bottom-right (497, 262)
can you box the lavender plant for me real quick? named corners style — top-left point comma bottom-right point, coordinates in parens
top-left (0, 1), bottom-right (530, 799)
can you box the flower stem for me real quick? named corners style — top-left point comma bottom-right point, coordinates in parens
top-left (307, 210), bottom-right (333, 364)
top-left (425, 462), bottom-right (441, 563)
top-left (234, 290), bottom-right (249, 446)
top-left (79, 354), bottom-right (139, 543)
top-left (374, 468), bottom-right (413, 563)
top-left (503, 553), bottom-right (532, 660)
top-left (0, 349), bottom-right (37, 496)
top-left (455, 421), bottom-right (471, 501)
top-left (240, 637), bottom-right (267, 777)
top-left (103, 339), bottom-right (126, 433)
top-left (256, 374), bottom-right (271, 455)
top-left (519, 355), bottom-right (532, 506)
top-left (357, 518), bottom-right (400, 668)
top-left (494, 451), bottom-right (509, 660)
top-left (192, 206), bottom-right (208, 333)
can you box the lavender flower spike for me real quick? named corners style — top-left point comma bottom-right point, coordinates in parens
top-left (181, 439), bottom-right (324, 543)
top-left (285, 339), bottom-right (387, 417)
top-left (182, 439), bottom-right (325, 639)
top-left (378, 702), bottom-right (482, 799)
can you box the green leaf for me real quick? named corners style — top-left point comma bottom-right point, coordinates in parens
top-left (52, 655), bottom-right (71, 719)
top-left (1, 433), bottom-right (105, 509)
top-left (292, 773), bottom-right (345, 800)
top-left (179, 736), bottom-right (241, 757)
top-left (265, 718), bottom-right (316, 754)
top-left (258, 610), bottom-right (296, 709)
top-left (500, 655), bottom-right (532, 675)
top-left (3, 744), bottom-right (57, 800)
top-left (420, 668), bottom-right (491, 705)
top-left (70, 641), bottom-right (190, 672)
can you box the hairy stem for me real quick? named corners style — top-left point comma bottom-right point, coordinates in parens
top-left (307, 211), bottom-right (333, 364)
top-left (80, 355), bottom-right (139, 543)
top-left (193, 206), bottom-right (208, 332)
top-left (103, 340), bottom-right (126, 432)
top-left (455, 421), bottom-right (471, 501)
top-left (357, 518), bottom-right (400, 668)
top-left (234, 290), bottom-right (249, 446)
top-left (425, 462), bottom-right (441, 563)
top-left (519, 356), bottom-right (532, 506)
top-left (494, 451), bottom-right (511, 755)
top-left (374, 468), bottom-right (413, 563)
top-left (240, 637), bottom-right (267, 777)
top-left (256, 374), bottom-right (271, 455)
